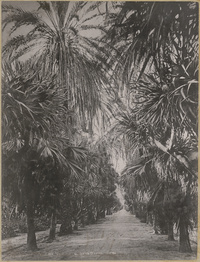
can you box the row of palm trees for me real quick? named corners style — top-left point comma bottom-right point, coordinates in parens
top-left (2, 1), bottom-right (114, 250)
top-left (2, 60), bottom-right (120, 249)
top-left (2, 1), bottom-right (198, 254)
top-left (110, 1), bottom-right (198, 253)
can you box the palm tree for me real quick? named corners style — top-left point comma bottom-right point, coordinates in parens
top-left (116, 102), bottom-right (197, 250)
top-left (56, 141), bottom-right (119, 232)
top-left (107, 2), bottom-right (198, 88)
top-left (2, 1), bottom-right (113, 132)
top-left (115, 81), bottom-right (197, 251)
top-left (2, 61), bottom-right (87, 250)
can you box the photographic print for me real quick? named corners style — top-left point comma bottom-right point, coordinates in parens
top-left (1, 1), bottom-right (198, 260)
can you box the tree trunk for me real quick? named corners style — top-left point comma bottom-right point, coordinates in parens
top-left (74, 220), bottom-right (78, 230)
top-left (153, 212), bottom-right (159, 234)
top-left (48, 211), bottom-right (56, 241)
top-left (59, 217), bottom-right (72, 236)
top-left (81, 216), bottom-right (85, 227)
top-left (102, 208), bottom-right (106, 218)
top-left (101, 208), bottom-right (106, 218)
top-left (147, 212), bottom-right (153, 226)
top-left (167, 220), bottom-right (174, 241)
top-left (179, 217), bottom-right (192, 252)
top-left (106, 208), bottom-right (112, 215)
top-left (26, 198), bottom-right (37, 250)
top-left (87, 210), bottom-right (95, 224)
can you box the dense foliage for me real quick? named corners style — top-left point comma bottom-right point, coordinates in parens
top-left (2, 1), bottom-right (198, 254)
top-left (110, 1), bottom-right (198, 253)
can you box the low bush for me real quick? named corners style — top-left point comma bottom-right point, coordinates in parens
top-left (2, 215), bottom-right (50, 239)
top-left (2, 220), bottom-right (17, 239)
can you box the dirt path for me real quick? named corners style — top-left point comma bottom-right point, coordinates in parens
top-left (2, 209), bottom-right (197, 260)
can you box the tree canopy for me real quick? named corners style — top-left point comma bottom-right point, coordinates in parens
top-left (2, 1), bottom-right (198, 254)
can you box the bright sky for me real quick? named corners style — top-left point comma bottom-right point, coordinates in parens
top-left (2, 0), bottom-right (125, 70)
top-left (2, 1), bottom-right (39, 45)
top-left (2, 1), bottom-right (110, 40)
top-left (2, 1), bottom-right (38, 9)
top-left (2, 1), bottom-right (110, 59)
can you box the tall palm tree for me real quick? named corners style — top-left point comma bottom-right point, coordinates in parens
top-left (2, 1), bottom-right (113, 132)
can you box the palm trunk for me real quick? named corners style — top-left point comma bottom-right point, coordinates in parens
top-left (81, 215), bottom-right (85, 227)
top-left (106, 207), bottom-right (112, 215)
top-left (26, 197), bottom-right (37, 250)
top-left (74, 219), bottom-right (78, 230)
top-left (167, 220), bottom-right (174, 241)
top-left (48, 210), bottom-right (56, 240)
top-left (59, 207), bottom-right (72, 236)
top-left (179, 216), bottom-right (192, 253)
top-left (59, 219), bottom-right (72, 235)
top-left (87, 209), bottom-right (95, 224)
top-left (102, 208), bottom-right (106, 218)
top-left (153, 212), bottom-right (159, 234)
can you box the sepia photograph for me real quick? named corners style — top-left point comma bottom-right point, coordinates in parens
top-left (1, 1), bottom-right (198, 260)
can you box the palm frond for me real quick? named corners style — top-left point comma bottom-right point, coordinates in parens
top-left (2, 5), bottom-right (39, 32)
